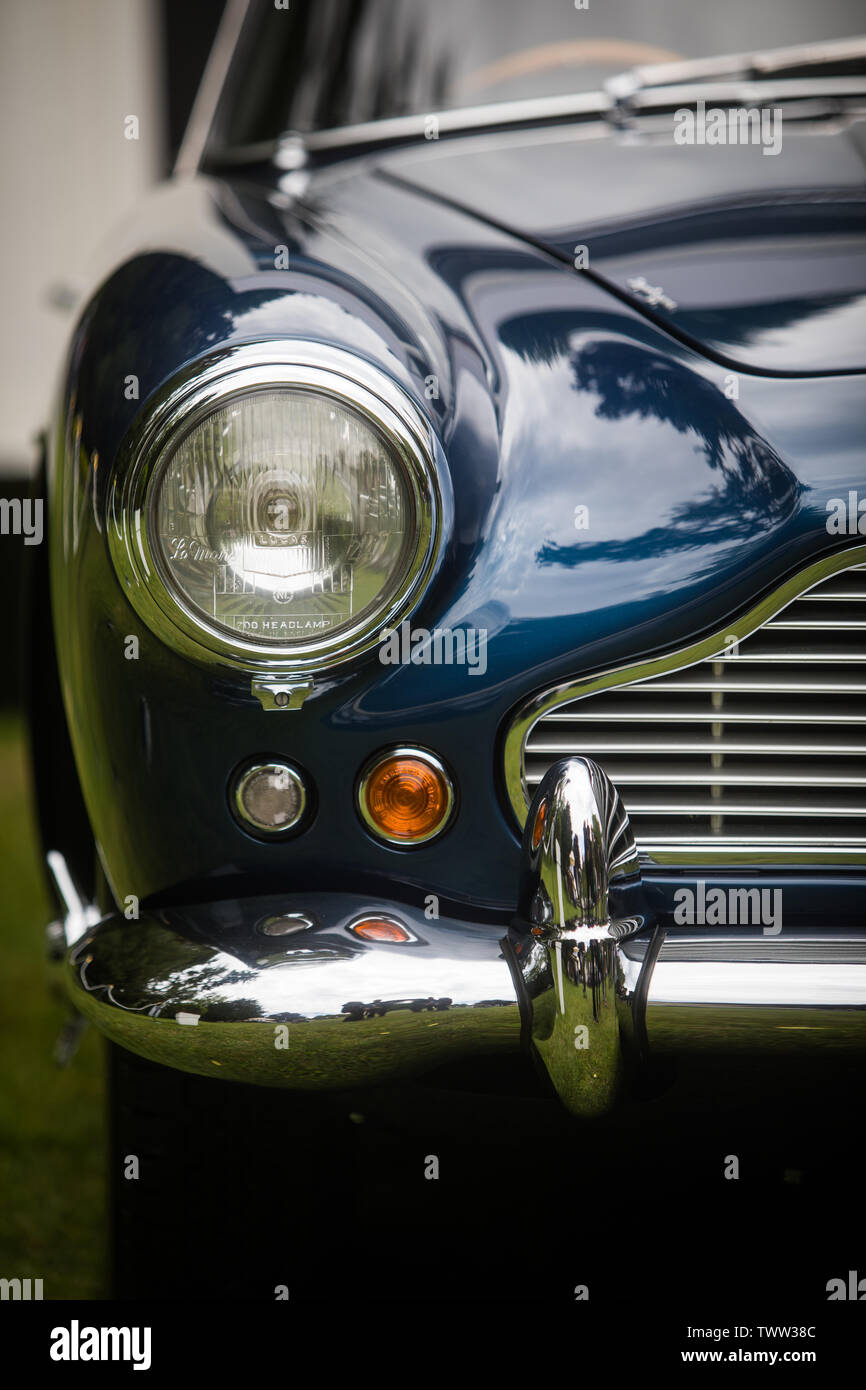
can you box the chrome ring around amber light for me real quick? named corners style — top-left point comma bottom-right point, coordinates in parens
top-left (357, 745), bottom-right (456, 847)
top-left (107, 341), bottom-right (449, 675)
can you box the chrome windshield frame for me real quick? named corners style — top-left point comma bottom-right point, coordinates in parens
top-left (177, 19), bottom-right (866, 176)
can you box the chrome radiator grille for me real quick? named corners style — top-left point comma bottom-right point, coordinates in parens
top-left (515, 559), bottom-right (866, 865)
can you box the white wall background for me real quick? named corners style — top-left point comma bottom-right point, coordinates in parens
top-left (0, 0), bottom-right (163, 474)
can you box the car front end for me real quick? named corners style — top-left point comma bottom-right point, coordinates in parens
top-left (31, 8), bottom-right (866, 1126)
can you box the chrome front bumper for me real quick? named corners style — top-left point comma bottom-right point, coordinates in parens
top-left (59, 759), bottom-right (866, 1112)
top-left (64, 893), bottom-right (522, 1089)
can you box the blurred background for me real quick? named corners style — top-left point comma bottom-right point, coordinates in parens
top-left (0, 0), bottom-right (228, 704)
top-left (0, 0), bottom-right (225, 1297)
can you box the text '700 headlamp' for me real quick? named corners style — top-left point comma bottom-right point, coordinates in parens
top-left (108, 343), bottom-right (447, 675)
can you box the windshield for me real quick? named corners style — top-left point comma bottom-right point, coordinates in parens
top-left (220, 0), bottom-right (865, 149)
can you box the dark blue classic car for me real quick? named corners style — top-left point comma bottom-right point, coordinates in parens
top-left (26, 0), bottom-right (866, 1300)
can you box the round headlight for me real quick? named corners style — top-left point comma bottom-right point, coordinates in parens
top-left (153, 389), bottom-right (413, 647)
top-left (109, 345), bottom-right (446, 674)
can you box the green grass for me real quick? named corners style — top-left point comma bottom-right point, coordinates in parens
top-left (0, 714), bottom-right (107, 1299)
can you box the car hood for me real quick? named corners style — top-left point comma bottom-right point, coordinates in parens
top-left (378, 112), bottom-right (866, 374)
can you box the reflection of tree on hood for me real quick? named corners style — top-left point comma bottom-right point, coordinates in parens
top-left (571, 339), bottom-right (798, 504)
top-left (536, 337), bottom-right (800, 567)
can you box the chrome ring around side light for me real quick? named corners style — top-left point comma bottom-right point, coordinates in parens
top-left (357, 745), bottom-right (456, 847)
top-left (231, 759), bottom-right (308, 837)
top-left (107, 341), bottom-right (449, 676)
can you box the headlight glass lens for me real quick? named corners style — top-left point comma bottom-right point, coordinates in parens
top-left (151, 389), bottom-right (415, 646)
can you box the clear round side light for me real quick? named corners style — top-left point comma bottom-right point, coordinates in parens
top-left (150, 389), bottom-right (415, 649)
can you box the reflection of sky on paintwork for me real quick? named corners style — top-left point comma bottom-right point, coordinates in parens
top-left (718, 374), bottom-right (866, 493)
top-left (231, 292), bottom-right (409, 370)
top-left (456, 343), bottom-right (745, 622)
top-left (696, 293), bottom-right (866, 374)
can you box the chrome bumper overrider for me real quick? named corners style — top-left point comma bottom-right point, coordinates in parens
top-left (59, 758), bottom-right (866, 1112)
top-left (501, 757), bottom-right (662, 1115)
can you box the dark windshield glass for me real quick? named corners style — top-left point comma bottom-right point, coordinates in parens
top-left (221, 0), bottom-right (865, 148)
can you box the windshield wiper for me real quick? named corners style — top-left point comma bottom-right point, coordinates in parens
top-left (254, 36), bottom-right (866, 174)
top-left (607, 34), bottom-right (866, 103)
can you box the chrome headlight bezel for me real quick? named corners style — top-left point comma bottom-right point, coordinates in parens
top-left (108, 342), bottom-right (447, 674)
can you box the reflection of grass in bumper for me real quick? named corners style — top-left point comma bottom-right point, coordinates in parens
top-left (71, 991), bottom-right (520, 1090)
top-left (648, 1005), bottom-right (866, 1054)
top-left (0, 716), bottom-right (106, 1298)
top-left (533, 1001), bottom-right (622, 1118)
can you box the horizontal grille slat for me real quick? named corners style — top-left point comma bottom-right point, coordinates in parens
top-left (592, 800), bottom-right (866, 816)
top-left (527, 738), bottom-right (866, 754)
top-left (799, 590), bottom-right (866, 601)
top-left (540, 707), bottom-right (866, 722)
top-left (658, 938), bottom-right (866, 963)
top-left (625, 679), bottom-right (866, 693)
top-left (646, 837), bottom-right (865, 846)
top-left (521, 559), bottom-right (866, 864)
top-left (765, 618), bottom-right (866, 629)
top-left (529, 765), bottom-right (866, 787)
top-left (714, 651), bottom-right (866, 662)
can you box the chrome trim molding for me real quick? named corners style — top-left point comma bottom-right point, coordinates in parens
top-left (356, 745), bottom-right (456, 847)
top-left (503, 546), bottom-right (866, 865)
top-left (108, 341), bottom-right (448, 677)
top-left (503, 757), bottom-right (660, 1117)
top-left (174, 0), bottom-right (253, 177)
top-left (276, 91), bottom-right (613, 165)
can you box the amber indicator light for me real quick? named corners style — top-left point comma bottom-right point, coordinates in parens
top-left (348, 916), bottom-right (413, 943)
top-left (532, 799), bottom-right (547, 850)
top-left (358, 748), bottom-right (454, 845)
